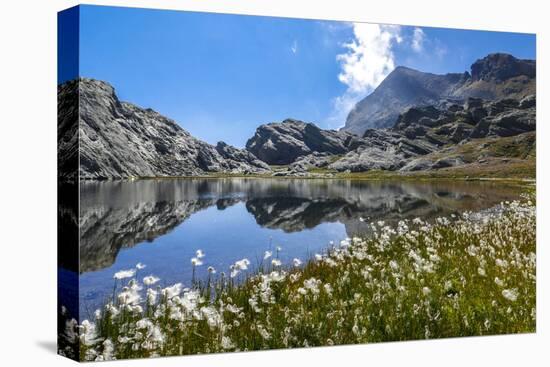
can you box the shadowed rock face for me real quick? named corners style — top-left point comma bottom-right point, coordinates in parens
top-left (79, 179), bottom-right (521, 272)
top-left (342, 53), bottom-right (536, 135)
top-left (61, 78), bottom-right (270, 180)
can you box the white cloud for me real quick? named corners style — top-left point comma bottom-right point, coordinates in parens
top-left (327, 23), bottom-right (402, 128)
top-left (411, 27), bottom-right (425, 53)
top-left (291, 40), bottom-right (298, 54)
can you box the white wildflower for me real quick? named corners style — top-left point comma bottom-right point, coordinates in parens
top-left (264, 251), bottom-right (272, 260)
top-left (226, 304), bottom-right (242, 314)
top-left (143, 275), bottom-right (160, 286)
top-left (221, 336), bottom-right (235, 350)
top-left (271, 259), bottom-right (282, 267)
top-left (268, 271), bottom-right (285, 282)
top-left (162, 283), bottom-right (182, 299)
top-left (147, 288), bottom-right (158, 305)
top-left (502, 288), bottom-right (518, 302)
top-left (136, 263), bottom-right (146, 270)
top-left (293, 258), bottom-right (302, 267)
top-left (191, 257), bottom-right (203, 266)
top-left (196, 249), bottom-right (205, 258)
top-left (99, 339), bottom-right (115, 361)
top-left (113, 269), bottom-right (135, 280)
top-left (79, 320), bottom-right (98, 346)
top-left (257, 325), bottom-right (271, 340)
top-left (235, 258), bottom-right (250, 270)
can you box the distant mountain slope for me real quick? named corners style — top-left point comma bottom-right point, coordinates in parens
top-left (342, 53), bottom-right (536, 135)
top-left (59, 78), bottom-right (270, 180)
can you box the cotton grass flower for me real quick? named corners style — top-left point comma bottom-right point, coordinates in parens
top-left (143, 275), bottom-right (160, 286)
top-left (264, 251), bottom-right (272, 260)
top-left (230, 258), bottom-right (250, 278)
top-left (196, 249), bottom-right (205, 259)
top-left (113, 269), bottom-right (135, 280)
top-left (136, 263), bottom-right (146, 270)
top-left (235, 258), bottom-right (250, 270)
top-left (271, 259), bottom-right (282, 267)
top-left (293, 258), bottom-right (302, 267)
top-left (502, 288), bottom-right (518, 302)
top-left (191, 257), bottom-right (203, 266)
top-left (162, 283), bottom-right (182, 299)
top-left (221, 336), bottom-right (235, 350)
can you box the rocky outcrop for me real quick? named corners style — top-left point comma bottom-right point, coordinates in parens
top-left (328, 93), bottom-right (535, 173)
top-left (60, 78), bottom-right (270, 180)
top-left (392, 94), bottom-right (536, 143)
top-left (328, 146), bottom-right (405, 172)
top-left (245, 119), bottom-right (353, 165)
top-left (342, 53), bottom-right (536, 135)
top-left (470, 53), bottom-right (535, 83)
top-left (242, 92), bottom-right (535, 174)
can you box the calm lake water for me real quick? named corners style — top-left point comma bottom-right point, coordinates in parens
top-left (78, 178), bottom-right (523, 320)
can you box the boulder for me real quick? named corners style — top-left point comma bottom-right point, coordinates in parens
top-left (245, 119), bottom-right (351, 165)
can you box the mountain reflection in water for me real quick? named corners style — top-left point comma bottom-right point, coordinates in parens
top-left (79, 178), bottom-right (522, 273)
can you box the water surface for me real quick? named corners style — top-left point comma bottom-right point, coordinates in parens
top-left (78, 178), bottom-right (523, 319)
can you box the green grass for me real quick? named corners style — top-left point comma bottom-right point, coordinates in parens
top-left (71, 193), bottom-right (536, 361)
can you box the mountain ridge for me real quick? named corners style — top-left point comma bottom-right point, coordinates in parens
top-left (341, 53), bottom-right (536, 135)
top-left (61, 78), bottom-right (270, 180)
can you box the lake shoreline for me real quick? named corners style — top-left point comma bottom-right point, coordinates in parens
top-left (80, 174), bottom-right (535, 184)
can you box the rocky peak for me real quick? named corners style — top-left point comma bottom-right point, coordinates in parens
top-left (470, 53), bottom-right (535, 82)
top-left (342, 53), bottom-right (535, 135)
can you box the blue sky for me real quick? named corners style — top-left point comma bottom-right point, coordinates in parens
top-left (69, 5), bottom-right (535, 147)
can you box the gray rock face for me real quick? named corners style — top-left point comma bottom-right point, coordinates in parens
top-left (393, 95), bottom-right (536, 143)
top-left (245, 119), bottom-right (353, 165)
top-left (343, 66), bottom-right (469, 135)
top-left (61, 78), bottom-right (270, 180)
top-left (470, 53), bottom-right (535, 82)
top-left (215, 141), bottom-right (271, 172)
top-left (342, 53), bottom-right (536, 135)
top-left (331, 93), bottom-right (535, 174)
top-left (288, 152), bottom-right (335, 173)
top-left (328, 145), bottom-right (405, 172)
top-left (247, 91), bottom-right (535, 175)
top-left (58, 81), bottom-right (80, 182)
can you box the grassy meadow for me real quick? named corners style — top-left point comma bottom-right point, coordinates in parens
top-left (63, 193), bottom-right (535, 361)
